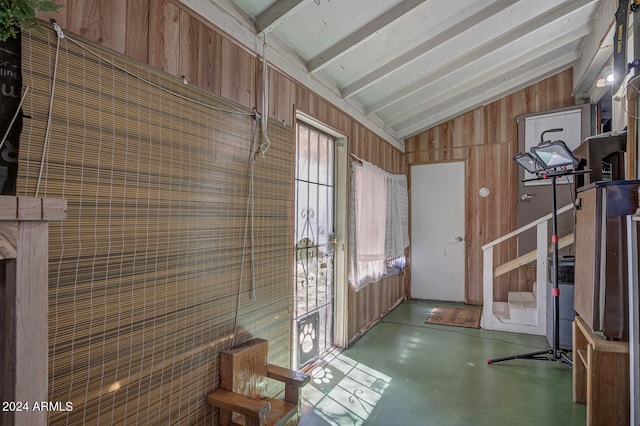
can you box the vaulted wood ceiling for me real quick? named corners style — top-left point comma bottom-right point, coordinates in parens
top-left (190, 0), bottom-right (615, 148)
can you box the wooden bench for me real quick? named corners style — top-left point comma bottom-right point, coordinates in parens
top-left (207, 338), bottom-right (311, 426)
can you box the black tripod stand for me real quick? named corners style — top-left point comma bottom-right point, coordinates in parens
top-left (487, 170), bottom-right (587, 368)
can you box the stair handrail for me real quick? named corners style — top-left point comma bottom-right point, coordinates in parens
top-left (481, 203), bottom-right (574, 251)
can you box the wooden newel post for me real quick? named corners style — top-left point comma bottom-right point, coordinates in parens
top-left (0, 196), bottom-right (66, 426)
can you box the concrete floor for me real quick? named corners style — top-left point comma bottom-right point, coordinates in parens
top-left (299, 299), bottom-right (586, 426)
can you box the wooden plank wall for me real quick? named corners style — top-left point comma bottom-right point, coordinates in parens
top-left (404, 69), bottom-right (576, 305)
top-left (29, 0), bottom-right (407, 423)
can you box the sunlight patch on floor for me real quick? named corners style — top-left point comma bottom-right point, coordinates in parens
top-left (301, 348), bottom-right (392, 425)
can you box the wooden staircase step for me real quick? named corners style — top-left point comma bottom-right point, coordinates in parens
top-left (507, 292), bottom-right (537, 324)
top-left (508, 291), bottom-right (536, 307)
top-left (493, 302), bottom-right (510, 320)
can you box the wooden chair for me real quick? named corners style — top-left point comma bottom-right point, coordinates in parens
top-left (207, 338), bottom-right (311, 426)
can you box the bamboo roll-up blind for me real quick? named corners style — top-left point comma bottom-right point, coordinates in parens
top-left (19, 26), bottom-right (294, 425)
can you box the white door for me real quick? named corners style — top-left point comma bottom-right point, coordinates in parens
top-left (411, 162), bottom-right (465, 301)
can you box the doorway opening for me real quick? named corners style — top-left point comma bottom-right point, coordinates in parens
top-left (516, 105), bottom-right (590, 257)
top-left (293, 115), bottom-right (348, 369)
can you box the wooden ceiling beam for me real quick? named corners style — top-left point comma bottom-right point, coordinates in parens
top-left (572, 0), bottom-right (617, 100)
top-left (382, 24), bottom-right (591, 128)
top-left (256, 0), bottom-right (310, 34)
top-left (395, 50), bottom-right (580, 138)
top-left (359, 0), bottom-right (595, 113)
top-left (306, 0), bottom-right (428, 74)
top-left (340, 0), bottom-right (519, 99)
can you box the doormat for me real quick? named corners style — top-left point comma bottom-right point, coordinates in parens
top-left (425, 305), bottom-right (482, 329)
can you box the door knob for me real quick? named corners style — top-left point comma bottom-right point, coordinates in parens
top-left (520, 193), bottom-right (535, 201)
top-left (454, 236), bottom-right (464, 242)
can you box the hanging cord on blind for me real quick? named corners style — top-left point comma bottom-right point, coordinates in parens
top-left (35, 21), bottom-right (65, 197)
top-left (232, 114), bottom-right (261, 346)
top-left (258, 36), bottom-right (271, 157)
top-left (237, 36), bottom-right (275, 305)
top-left (231, 37), bottom-right (273, 344)
top-left (248, 114), bottom-right (258, 303)
top-left (0, 86), bottom-right (29, 151)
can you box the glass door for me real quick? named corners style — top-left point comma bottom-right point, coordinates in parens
top-left (294, 121), bottom-right (335, 368)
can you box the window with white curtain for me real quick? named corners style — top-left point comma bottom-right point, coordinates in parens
top-left (349, 161), bottom-right (409, 291)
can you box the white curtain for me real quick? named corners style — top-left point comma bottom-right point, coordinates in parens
top-left (386, 173), bottom-right (409, 259)
top-left (350, 161), bottom-right (409, 291)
